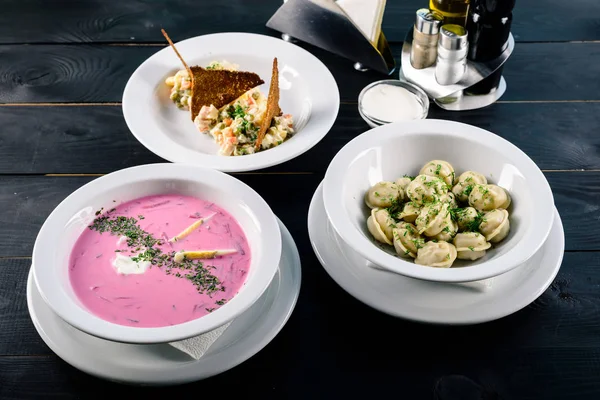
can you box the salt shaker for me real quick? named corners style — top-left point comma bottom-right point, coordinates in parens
top-left (410, 9), bottom-right (444, 69)
top-left (435, 24), bottom-right (468, 85)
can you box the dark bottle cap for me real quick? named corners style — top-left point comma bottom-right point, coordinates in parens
top-left (473, 0), bottom-right (516, 17)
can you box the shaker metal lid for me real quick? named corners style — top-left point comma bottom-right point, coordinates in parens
top-left (415, 8), bottom-right (444, 35)
top-left (439, 24), bottom-right (468, 50)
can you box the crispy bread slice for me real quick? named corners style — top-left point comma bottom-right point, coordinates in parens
top-left (161, 29), bottom-right (264, 121)
top-left (189, 67), bottom-right (264, 121)
top-left (255, 58), bottom-right (280, 151)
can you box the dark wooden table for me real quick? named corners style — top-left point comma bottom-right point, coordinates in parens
top-left (1, 1), bottom-right (600, 398)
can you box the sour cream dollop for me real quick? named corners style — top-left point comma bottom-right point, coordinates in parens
top-left (361, 83), bottom-right (423, 122)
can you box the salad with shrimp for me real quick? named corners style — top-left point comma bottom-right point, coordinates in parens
top-left (194, 88), bottom-right (294, 156)
top-left (165, 60), bottom-right (294, 157)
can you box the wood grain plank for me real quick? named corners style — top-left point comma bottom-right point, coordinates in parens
top-left (1, 102), bottom-right (600, 174)
top-left (0, 173), bottom-right (597, 259)
top-left (2, 251), bottom-right (600, 399)
top-left (1, 42), bottom-right (599, 104)
top-left (0, 0), bottom-right (599, 44)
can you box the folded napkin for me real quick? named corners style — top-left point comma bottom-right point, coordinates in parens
top-left (169, 321), bottom-right (232, 360)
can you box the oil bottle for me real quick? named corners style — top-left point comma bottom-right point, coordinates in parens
top-left (429, 0), bottom-right (471, 26)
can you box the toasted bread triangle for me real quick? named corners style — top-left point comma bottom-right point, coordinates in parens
top-left (161, 29), bottom-right (264, 121)
top-left (255, 58), bottom-right (280, 151)
top-left (189, 67), bottom-right (264, 121)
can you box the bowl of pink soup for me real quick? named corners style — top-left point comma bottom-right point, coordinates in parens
top-left (32, 163), bottom-right (281, 344)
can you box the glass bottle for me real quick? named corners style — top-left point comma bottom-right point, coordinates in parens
top-left (429, 0), bottom-right (471, 26)
top-left (435, 24), bottom-right (469, 85)
top-left (465, 0), bottom-right (516, 94)
top-left (410, 9), bottom-right (444, 69)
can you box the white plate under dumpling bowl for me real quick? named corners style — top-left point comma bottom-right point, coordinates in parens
top-left (323, 119), bottom-right (555, 283)
top-left (122, 32), bottom-right (339, 172)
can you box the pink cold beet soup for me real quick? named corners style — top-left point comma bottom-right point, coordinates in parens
top-left (68, 194), bottom-right (251, 328)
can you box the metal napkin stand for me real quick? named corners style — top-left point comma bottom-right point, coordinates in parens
top-left (400, 28), bottom-right (515, 111)
top-left (266, 0), bottom-right (396, 75)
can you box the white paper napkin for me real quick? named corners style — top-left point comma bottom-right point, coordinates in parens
top-left (169, 321), bottom-right (232, 360)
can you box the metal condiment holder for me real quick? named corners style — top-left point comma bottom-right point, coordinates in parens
top-left (266, 0), bottom-right (396, 75)
top-left (401, 28), bottom-right (515, 111)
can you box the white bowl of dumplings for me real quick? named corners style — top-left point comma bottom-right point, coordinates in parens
top-left (323, 120), bottom-right (555, 283)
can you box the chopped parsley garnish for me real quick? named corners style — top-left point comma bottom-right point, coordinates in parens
top-left (435, 164), bottom-right (442, 175)
top-left (403, 174), bottom-right (415, 181)
top-left (468, 246), bottom-right (475, 251)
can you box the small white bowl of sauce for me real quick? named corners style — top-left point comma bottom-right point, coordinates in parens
top-left (358, 80), bottom-right (429, 128)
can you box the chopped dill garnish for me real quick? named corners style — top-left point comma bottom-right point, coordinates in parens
top-left (89, 208), bottom-right (224, 295)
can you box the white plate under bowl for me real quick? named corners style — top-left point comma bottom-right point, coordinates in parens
top-left (122, 32), bottom-right (339, 172)
top-left (32, 163), bottom-right (281, 344)
top-left (309, 182), bottom-right (564, 325)
top-left (28, 218), bottom-right (300, 385)
top-left (323, 119), bottom-right (555, 283)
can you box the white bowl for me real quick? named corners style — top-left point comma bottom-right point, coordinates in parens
top-left (122, 32), bottom-right (340, 172)
top-left (323, 119), bottom-right (554, 283)
top-left (32, 163), bottom-right (281, 344)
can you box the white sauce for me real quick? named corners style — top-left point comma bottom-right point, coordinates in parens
top-left (361, 84), bottom-right (423, 122)
top-left (112, 253), bottom-right (150, 275)
top-left (112, 236), bottom-right (149, 275)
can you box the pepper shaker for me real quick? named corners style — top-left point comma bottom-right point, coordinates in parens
top-left (435, 24), bottom-right (469, 85)
top-left (410, 9), bottom-right (444, 69)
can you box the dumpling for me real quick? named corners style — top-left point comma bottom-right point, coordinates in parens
top-left (479, 209), bottom-right (510, 243)
top-left (405, 174), bottom-right (447, 205)
top-left (468, 184), bottom-right (511, 211)
top-left (415, 241), bottom-right (457, 268)
top-left (415, 202), bottom-right (452, 237)
top-left (398, 202), bottom-right (421, 223)
top-left (395, 176), bottom-right (413, 191)
top-left (451, 171), bottom-right (487, 203)
top-left (440, 191), bottom-right (458, 209)
top-left (393, 222), bottom-right (424, 258)
top-left (453, 232), bottom-right (491, 260)
top-left (365, 181), bottom-right (402, 209)
top-left (453, 207), bottom-right (480, 232)
top-left (366, 208), bottom-right (396, 245)
top-left (419, 160), bottom-right (455, 187)
top-left (431, 220), bottom-right (458, 242)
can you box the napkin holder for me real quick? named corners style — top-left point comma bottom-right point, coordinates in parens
top-left (400, 28), bottom-right (515, 111)
top-left (266, 0), bottom-right (396, 75)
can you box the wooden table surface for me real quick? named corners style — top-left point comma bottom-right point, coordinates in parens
top-left (1, 0), bottom-right (600, 398)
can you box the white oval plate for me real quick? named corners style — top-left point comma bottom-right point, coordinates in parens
top-left (309, 182), bottom-right (564, 325)
top-left (123, 32), bottom-right (339, 172)
top-left (28, 218), bottom-right (301, 385)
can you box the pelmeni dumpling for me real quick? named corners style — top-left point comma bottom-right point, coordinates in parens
top-left (393, 222), bottom-right (424, 258)
top-left (365, 181), bottom-right (402, 209)
top-left (395, 176), bottom-right (413, 191)
top-left (420, 160), bottom-right (455, 187)
top-left (440, 191), bottom-right (458, 209)
top-left (454, 207), bottom-right (480, 232)
top-left (453, 232), bottom-right (491, 260)
top-left (468, 184), bottom-right (511, 211)
top-left (452, 171), bottom-right (487, 203)
top-left (415, 241), bottom-right (457, 268)
top-left (479, 209), bottom-right (510, 243)
top-left (415, 202), bottom-right (452, 237)
top-left (366, 208), bottom-right (396, 245)
top-left (405, 174), bottom-right (447, 205)
top-left (398, 202), bottom-right (421, 223)
top-left (431, 220), bottom-right (458, 242)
